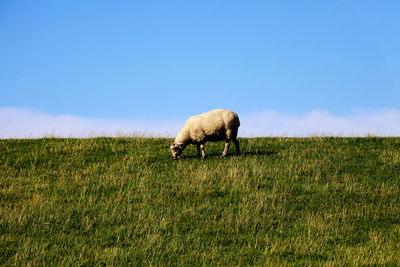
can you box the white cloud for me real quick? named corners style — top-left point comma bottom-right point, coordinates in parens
top-left (240, 109), bottom-right (400, 137)
top-left (0, 107), bottom-right (183, 138)
top-left (1, 107), bottom-right (400, 138)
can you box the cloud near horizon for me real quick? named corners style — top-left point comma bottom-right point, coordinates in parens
top-left (1, 107), bottom-right (400, 139)
top-left (240, 109), bottom-right (400, 137)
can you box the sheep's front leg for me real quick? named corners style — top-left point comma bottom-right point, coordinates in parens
top-left (221, 141), bottom-right (230, 157)
top-left (197, 144), bottom-right (201, 157)
top-left (200, 143), bottom-right (206, 159)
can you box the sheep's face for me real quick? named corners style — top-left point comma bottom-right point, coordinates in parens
top-left (170, 143), bottom-right (183, 160)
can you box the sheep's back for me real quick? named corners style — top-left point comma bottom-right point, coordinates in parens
top-left (184, 109), bottom-right (239, 142)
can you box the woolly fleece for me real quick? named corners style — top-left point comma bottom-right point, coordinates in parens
top-left (174, 109), bottom-right (240, 145)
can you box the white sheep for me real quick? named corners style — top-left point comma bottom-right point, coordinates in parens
top-left (170, 109), bottom-right (240, 159)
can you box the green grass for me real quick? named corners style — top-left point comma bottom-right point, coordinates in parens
top-left (1, 137), bottom-right (400, 265)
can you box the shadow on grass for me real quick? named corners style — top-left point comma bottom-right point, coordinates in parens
top-left (182, 150), bottom-right (277, 159)
top-left (238, 151), bottom-right (277, 157)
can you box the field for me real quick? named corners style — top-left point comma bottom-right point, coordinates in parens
top-left (1, 137), bottom-right (400, 265)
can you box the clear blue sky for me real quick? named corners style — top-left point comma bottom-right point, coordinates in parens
top-left (1, 1), bottom-right (399, 120)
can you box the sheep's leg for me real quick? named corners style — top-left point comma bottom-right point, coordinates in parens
top-left (200, 143), bottom-right (206, 159)
top-left (226, 129), bottom-right (239, 155)
top-left (197, 144), bottom-right (201, 157)
top-left (221, 140), bottom-right (230, 157)
top-left (232, 138), bottom-right (240, 155)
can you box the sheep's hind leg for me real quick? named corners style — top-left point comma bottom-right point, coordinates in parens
top-left (226, 129), bottom-right (239, 155)
top-left (232, 138), bottom-right (240, 155)
top-left (221, 140), bottom-right (230, 157)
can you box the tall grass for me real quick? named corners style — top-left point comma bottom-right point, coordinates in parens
top-left (1, 137), bottom-right (400, 265)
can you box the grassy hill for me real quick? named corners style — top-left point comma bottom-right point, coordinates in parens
top-left (1, 137), bottom-right (400, 265)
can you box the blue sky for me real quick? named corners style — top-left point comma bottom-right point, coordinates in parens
top-left (1, 1), bottom-right (400, 137)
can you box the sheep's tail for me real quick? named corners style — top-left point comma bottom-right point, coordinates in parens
top-left (235, 112), bottom-right (240, 127)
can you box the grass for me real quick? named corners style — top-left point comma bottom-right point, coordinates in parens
top-left (1, 137), bottom-right (400, 265)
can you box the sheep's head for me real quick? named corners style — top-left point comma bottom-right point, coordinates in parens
top-left (170, 143), bottom-right (184, 160)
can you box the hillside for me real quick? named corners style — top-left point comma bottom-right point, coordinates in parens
top-left (1, 137), bottom-right (400, 265)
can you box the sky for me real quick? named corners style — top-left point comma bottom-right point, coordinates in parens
top-left (1, 1), bottom-right (400, 137)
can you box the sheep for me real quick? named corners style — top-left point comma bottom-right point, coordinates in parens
top-left (170, 109), bottom-right (240, 159)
